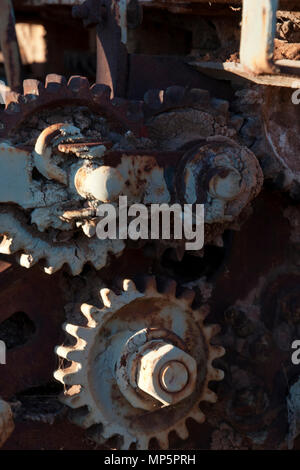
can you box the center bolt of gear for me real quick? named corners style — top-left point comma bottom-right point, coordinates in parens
top-left (160, 361), bottom-right (188, 392)
top-left (119, 338), bottom-right (197, 407)
top-left (136, 341), bottom-right (196, 405)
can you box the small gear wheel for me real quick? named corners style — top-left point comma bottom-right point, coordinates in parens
top-left (54, 277), bottom-right (225, 449)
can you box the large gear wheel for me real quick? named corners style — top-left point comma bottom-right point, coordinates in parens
top-left (0, 75), bottom-right (262, 275)
top-left (54, 276), bottom-right (225, 449)
top-left (0, 74), bottom-right (144, 275)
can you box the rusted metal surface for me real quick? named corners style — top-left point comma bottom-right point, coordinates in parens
top-left (0, 0), bottom-right (299, 452)
top-left (0, 75), bottom-right (144, 137)
top-left (0, 262), bottom-right (65, 399)
top-left (205, 190), bottom-right (300, 449)
top-left (240, 0), bottom-right (279, 75)
top-left (72, 0), bottom-right (138, 97)
top-left (0, 0), bottom-right (22, 91)
top-left (54, 276), bottom-right (224, 449)
top-left (190, 60), bottom-right (300, 88)
top-left (135, 340), bottom-right (197, 406)
top-left (0, 77), bottom-right (263, 276)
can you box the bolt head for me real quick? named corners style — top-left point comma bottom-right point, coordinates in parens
top-left (209, 167), bottom-right (242, 201)
top-left (159, 361), bottom-right (189, 393)
top-left (136, 341), bottom-right (197, 406)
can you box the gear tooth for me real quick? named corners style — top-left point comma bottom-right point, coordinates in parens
top-left (100, 287), bottom-right (117, 307)
top-left (175, 422), bottom-right (189, 440)
top-left (64, 322), bottom-right (95, 344)
top-left (144, 88), bottom-right (164, 110)
top-left (190, 407), bottom-right (205, 424)
top-left (68, 75), bottom-right (90, 94)
top-left (203, 324), bottom-right (221, 339)
top-left (144, 276), bottom-right (157, 293)
top-left (101, 423), bottom-right (117, 440)
top-left (5, 90), bottom-right (21, 105)
top-left (0, 236), bottom-right (11, 254)
top-left (188, 88), bottom-right (210, 107)
top-left (43, 256), bottom-right (65, 275)
top-left (61, 389), bottom-right (87, 409)
top-left (53, 369), bottom-right (77, 385)
top-left (122, 279), bottom-right (138, 293)
top-left (164, 85), bottom-right (186, 107)
top-left (18, 253), bottom-right (37, 269)
top-left (90, 83), bottom-right (111, 101)
top-left (23, 79), bottom-right (43, 97)
top-left (157, 433), bottom-right (169, 450)
top-left (45, 74), bottom-right (67, 92)
top-left (192, 305), bottom-right (210, 324)
top-left (44, 265), bottom-right (59, 275)
top-left (203, 389), bottom-right (218, 403)
top-left (137, 436), bottom-right (149, 450)
top-left (63, 322), bottom-right (80, 339)
top-left (120, 435), bottom-right (134, 450)
top-left (5, 92), bottom-right (22, 112)
top-left (211, 97), bottom-right (229, 116)
top-left (0, 236), bottom-right (19, 255)
top-left (80, 303), bottom-right (99, 324)
top-left (179, 289), bottom-right (195, 306)
top-left (163, 279), bottom-right (177, 296)
top-left (55, 345), bottom-right (73, 360)
top-left (75, 326), bottom-right (96, 343)
top-left (55, 345), bottom-right (84, 362)
top-left (215, 368), bottom-right (225, 381)
top-left (74, 410), bottom-right (97, 429)
top-left (210, 345), bottom-right (225, 360)
top-left (69, 260), bottom-right (85, 276)
top-left (60, 367), bottom-right (83, 386)
top-left (207, 365), bottom-right (224, 382)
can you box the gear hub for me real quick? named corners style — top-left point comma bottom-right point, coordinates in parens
top-left (54, 277), bottom-right (224, 449)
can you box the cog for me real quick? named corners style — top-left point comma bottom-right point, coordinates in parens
top-left (0, 74), bottom-right (144, 139)
top-left (0, 76), bottom-right (263, 274)
top-left (54, 276), bottom-right (225, 449)
top-left (0, 74), bottom-right (144, 275)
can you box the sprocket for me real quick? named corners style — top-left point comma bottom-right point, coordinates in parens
top-left (54, 276), bottom-right (225, 449)
top-left (0, 75), bottom-right (263, 275)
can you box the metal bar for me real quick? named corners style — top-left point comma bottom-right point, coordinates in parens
top-left (96, 0), bottom-right (128, 98)
top-left (0, 0), bottom-right (22, 91)
top-left (240, 0), bottom-right (279, 74)
top-left (188, 60), bottom-right (300, 88)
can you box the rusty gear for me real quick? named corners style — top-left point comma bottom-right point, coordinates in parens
top-left (0, 76), bottom-right (263, 275)
top-left (54, 276), bottom-right (225, 449)
top-left (0, 74), bottom-right (144, 138)
top-left (0, 74), bottom-right (145, 275)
